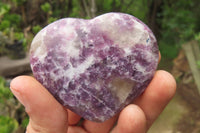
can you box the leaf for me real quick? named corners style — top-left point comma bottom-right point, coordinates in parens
top-left (41, 2), bottom-right (51, 13)
top-left (0, 116), bottom-right (18, 133)
top-left (0, 77), bottom-right (13, 101)
top-left (0, 2), bottom-right (11, 16)
top-left (21, 117), bottom-right (29, 128)
top-left (0, 20), bottom-right (10, 30)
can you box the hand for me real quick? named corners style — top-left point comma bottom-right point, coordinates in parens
top-left (10, 70), bottom-right (176, 133)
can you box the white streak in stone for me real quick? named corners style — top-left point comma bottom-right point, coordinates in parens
top-left (31, 29), bottom-right (47, 62)
top-left (65, 41), bottom-right (80, 58)
top-left (124, 47), bottom-right (131, 56)
top-left (66, 55), bottom-right (95, 80)
top-left (94, 13), bottom-right (149, 49)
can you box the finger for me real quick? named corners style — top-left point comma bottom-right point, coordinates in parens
top-left (111, 104), bottom-right (146, 133)
top-left (134, 70), bottom-right (176, 128)
top-left (10, 76), bottom-right (68, 133)
top-left (67, 109), bottom-right (81, 125)
top-left (68, 126), bottom-right (87, 133)
top-left (83, 115), bottom-right (118, 133)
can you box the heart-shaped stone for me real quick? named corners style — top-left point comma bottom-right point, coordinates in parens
top-left (30, 13), bottom-right (159, 122)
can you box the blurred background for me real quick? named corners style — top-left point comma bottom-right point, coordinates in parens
top-left (0, 0), bottom-right (200, 133)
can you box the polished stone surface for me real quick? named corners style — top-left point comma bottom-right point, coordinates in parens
top-left (30, 13), bottom-right (159, 122)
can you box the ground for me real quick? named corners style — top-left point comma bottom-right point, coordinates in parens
top-left (149, 50), bottom-right (200, 133)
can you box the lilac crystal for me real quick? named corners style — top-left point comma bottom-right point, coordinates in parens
top-left (30, 13), bottom-right (159, 122)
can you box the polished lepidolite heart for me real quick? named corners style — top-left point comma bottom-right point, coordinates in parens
top-left (30, 13), bottom-right (159, 122)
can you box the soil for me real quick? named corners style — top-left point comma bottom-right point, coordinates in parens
top-left (174, 84), bottom-right (200, 133)
top-left (150, 49), bottom-right (200, 133)
top-left (171, 50), bottom-right (200, 133)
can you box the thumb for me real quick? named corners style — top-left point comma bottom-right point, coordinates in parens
top-left (10, 76), bottom-right (68, 133)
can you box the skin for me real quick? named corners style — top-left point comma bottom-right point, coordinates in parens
top-left (10, 55), bottom-right (176, 133)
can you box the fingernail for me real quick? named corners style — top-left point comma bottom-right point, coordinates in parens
top-left (10, 87), bottom-right (30, 111)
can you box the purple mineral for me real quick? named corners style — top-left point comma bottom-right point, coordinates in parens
top-left (30, 12), bottom-right (159, 122)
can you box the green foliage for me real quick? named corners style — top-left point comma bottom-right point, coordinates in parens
top-left (0, 20), bottom-right (10, 31)
top-left (0, 1), bottom-right (27, 56)
top-left (48, 17), bottom-right (58, 24)
top-left (21, 117), bottom-right (29, 128)
top-left (4, 13), bottom-right (21, 25)
top-left (159, 0), bottom-right (199, 59)
top-left (66, 0), bottom-right (81, 18)
top-left (159, 42), bottom-right (179, 59)
top-left (41, 2), bottom-right (52, 14)
top-left (121, 0), bottom-right (148, 21)
top-left (0, 77), bottom-right (13, 102)
top-left (162, 0), bottom-right (198, 42)
top-left (11, 0), bottom-right (27, 5)
top-left (0, 2), bottom-right (11, 17)
top-left (0, 116), bottom-right (18, 133)
top-left (97, 0), bottom-right (147, 21)
top-left (32, 25), bottom-right (42, 34)
top-left (0, 76), bottom-right (27, 132)
top-left (0, 77), bottom-right (18, 133)
top-left (15, 32), bottom-right (27, 50)
top-left (0, 2), bottom-right (22, 34)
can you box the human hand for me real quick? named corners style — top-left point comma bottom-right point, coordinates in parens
top-left (10, 70), bottom-right (176, 133)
